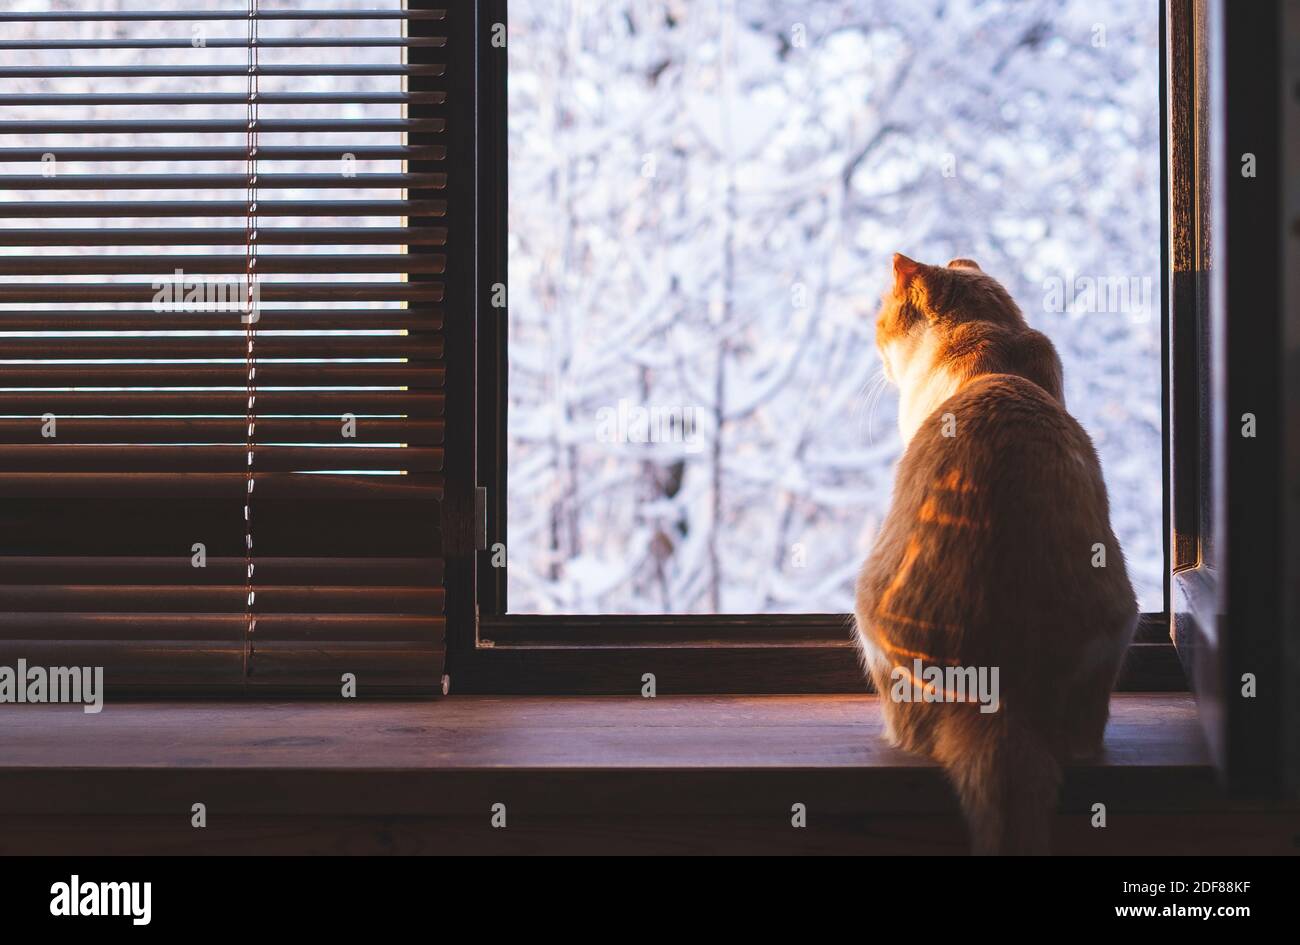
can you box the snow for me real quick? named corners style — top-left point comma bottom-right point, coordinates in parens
top-left (507, 0), bottom-right (1163, 614)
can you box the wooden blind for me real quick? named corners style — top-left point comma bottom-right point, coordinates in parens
top-left (0, 3), bottom-right (449, 695)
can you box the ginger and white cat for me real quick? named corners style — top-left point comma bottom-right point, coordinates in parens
top-left (855, 254), bottom-right (1137, 855)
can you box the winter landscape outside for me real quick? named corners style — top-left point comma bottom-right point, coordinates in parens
top-left (506, 0), bottom-right (1163, 615)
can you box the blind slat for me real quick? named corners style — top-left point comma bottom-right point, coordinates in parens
top-left (0, 200), bottom-right (446, 219)
top-left (0, 307), bottom-right (444, 330)
top-left (0, 64), bottom-right (446, 79)
top-left (0, 283), bottom-right (445, 303)
top-left (0, 118), bottom-right (445, 134)
top-left (0, 586), bottom-right (445, 613)
top-left (0, 9), bottom-right (447, 21)
top-left (0, 335), bottom-right (443, 358)
top-left (0, 229), bottom-right (448, 248)
top-left (0, 418), bottom-right (444, 445)
top-left (0, 445), bottom-right (444, 473)
top-left (0, 145), bottom-right (446, 162)
top-left (0, 92), bottom-right (446, 107)
top-left (0, 174), bottom-right (447, 191)
top-left (0, 254), bottom-right (446, 275)
top-left (2, 363), bottom-right (445, 389)
top-left (0, 37), bottom-right (448, 50)
top-left (0, 390), bottom-right (444, 416)
top-left (0, 473), bottom-right (443, 500)
top-left (0, 556), bottom-right (445, 585)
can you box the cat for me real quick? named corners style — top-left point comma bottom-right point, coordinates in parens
top-left (854, 253), bottom-right (1138, 855)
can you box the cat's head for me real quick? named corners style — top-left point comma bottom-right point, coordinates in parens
top-left (875, 253), bottom-right (1063, 441)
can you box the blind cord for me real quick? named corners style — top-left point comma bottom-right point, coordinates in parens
top-left (243, 0), bottom-right (260, 681)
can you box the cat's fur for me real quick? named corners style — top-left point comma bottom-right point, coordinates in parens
top-left (854, 254), bottom-right (1137, 855)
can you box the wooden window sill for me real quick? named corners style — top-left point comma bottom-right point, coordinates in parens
top-left (0, 694), bottom-right (1294, 854)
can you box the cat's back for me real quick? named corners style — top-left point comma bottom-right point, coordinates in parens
top-left (900, 372), bottom-right (1106, 526)
top-left (861, 372), bottom-right (1134, 662)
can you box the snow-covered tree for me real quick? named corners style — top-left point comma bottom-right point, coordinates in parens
top-left (507, 0), bottom-right (1162, 613)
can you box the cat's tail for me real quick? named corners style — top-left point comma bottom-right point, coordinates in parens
top-left (931, 712), bottom-right (1062, 856)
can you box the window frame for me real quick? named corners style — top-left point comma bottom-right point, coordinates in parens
top-left (1164, 0), bottom-right (1298, 794)
top-left (454, 0), bottom-right (1179, 696)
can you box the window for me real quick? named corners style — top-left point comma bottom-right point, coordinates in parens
top-left (501, 0), bottom-right (1164, 617)
top-left (1, 1), bottom-right (1293, 858)
top-left (0, 1), bottom-right (458, 695)
top-left (462, 0), bottom-right (1178, 693)
top-left (5, 2), bottom-right (1292, 800)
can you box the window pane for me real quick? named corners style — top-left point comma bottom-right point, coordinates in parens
top-left (508, 0), bottom-right (1162, 614)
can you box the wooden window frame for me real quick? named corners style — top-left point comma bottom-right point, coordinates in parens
top-left (450, 0), bottom-right (1183, 696)
top-left (1164, 0), bottom-right (1297, 793)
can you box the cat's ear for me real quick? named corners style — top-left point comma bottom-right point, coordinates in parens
top-left (892, 253), bottom-right (924, 291)
top-left (947, 258), bottom-right (981, 271)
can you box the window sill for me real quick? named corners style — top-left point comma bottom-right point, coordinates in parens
top-left (0, 694), bottom-right (1293, 854)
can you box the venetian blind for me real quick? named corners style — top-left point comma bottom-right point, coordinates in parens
top-left (0, 2), bottom-right (450, 694)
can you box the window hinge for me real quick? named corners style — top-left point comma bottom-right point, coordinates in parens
top-left (474, 485), bottom-right (488, 551)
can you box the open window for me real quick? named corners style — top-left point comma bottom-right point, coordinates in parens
top-left (462, 0), bottom-right (1183, 695)
top-left (460, 0), bottom-right (1297, 799)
